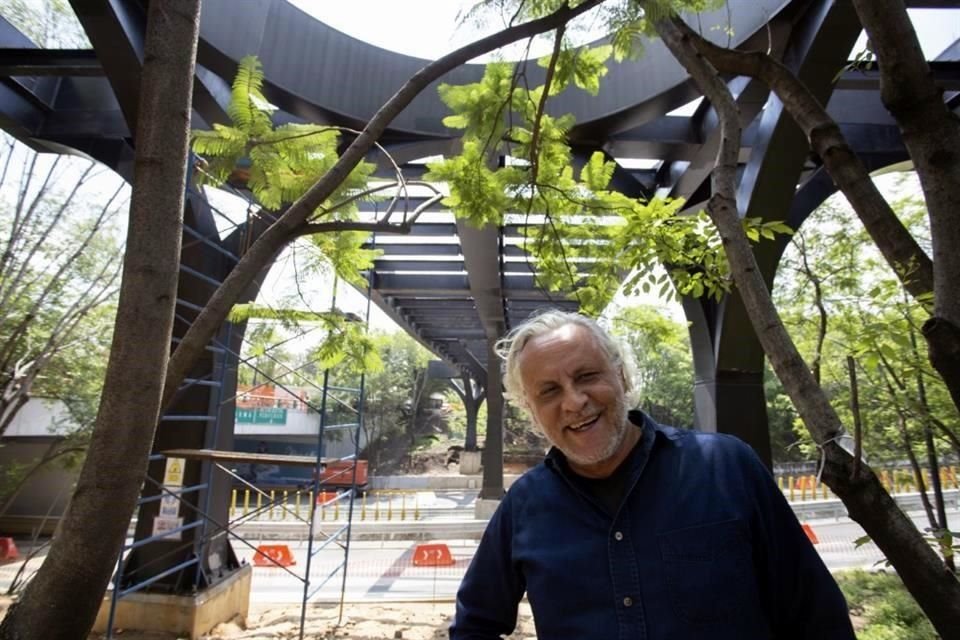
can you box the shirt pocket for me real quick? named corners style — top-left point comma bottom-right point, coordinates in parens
top-left (657, 519), bottom-right (759, 627)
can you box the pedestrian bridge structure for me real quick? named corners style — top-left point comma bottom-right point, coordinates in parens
top-left (0, 0), bottom-right (957, 609)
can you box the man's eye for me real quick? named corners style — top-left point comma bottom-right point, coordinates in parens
top-left (539, 386), bottom-right (558, 397)
top-left (577, 372), bottom-right (598, 381)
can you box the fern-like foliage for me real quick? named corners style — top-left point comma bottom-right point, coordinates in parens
top-left (428, 9), bottom-right (789, 315)
top-left (190, 56), bottom-right (376, 222)
top-left (190, 55), bottom-right (380, 289)
top-left (227, 303), bottom-right (382, 375)
top-left (227, 55), bottom-right (272, 135)
top-left (193, 56), bottom-right (384, 376)
top-left (227, 304), bottom-right (350, 325)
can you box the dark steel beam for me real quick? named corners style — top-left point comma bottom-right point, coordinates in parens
top-left (372, 259), bottom-right (465, 272)
top-left (455, 220), bottom-right (506, 339)
top-left (371, 244), bottom-right (460, 256)
top-left (392, 297), bottom-right (474, 309)
top-left (836, 60), bottom-right (960, 92)
top-left (69, 0), bottom-right (146, 131)
top-left (0, 48), bottom-right (102, 76)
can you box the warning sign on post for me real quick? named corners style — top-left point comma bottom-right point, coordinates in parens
top-left (159, 494), bottom-right (180, 517)
top-left (152, 516), bottom-right (183, 540)
top-left (163, 457), bottom-right (185, 486)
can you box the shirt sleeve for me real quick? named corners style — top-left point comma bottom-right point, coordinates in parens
top-left (449, 492), bottom-right (526, 639)
top-left (736, 440), bottom-right (856, 640)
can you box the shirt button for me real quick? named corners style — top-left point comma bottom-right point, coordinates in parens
top-left (614, 531), bottom-right (624, 541)
top-left (623, 597), bottom-right (633, 607)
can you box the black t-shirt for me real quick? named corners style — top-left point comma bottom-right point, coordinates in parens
top-left (569, 411), bottom-right (644, 515)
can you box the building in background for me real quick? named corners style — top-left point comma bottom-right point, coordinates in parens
top-left (232, 384), bottom-right (366, 488)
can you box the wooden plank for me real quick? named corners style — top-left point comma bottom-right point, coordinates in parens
top-left (160, 448), bottom-right (328, 467)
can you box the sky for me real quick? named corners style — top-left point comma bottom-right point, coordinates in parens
top-left (298, 2), bottom-right (960, 61)
top-left (291, 0), bottom-right (603, 62)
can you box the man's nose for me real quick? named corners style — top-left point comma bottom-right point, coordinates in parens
top-left (560, 385), bottom-right (587, 412)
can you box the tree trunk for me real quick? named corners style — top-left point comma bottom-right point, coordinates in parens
top-left (0, 2), bottom-right (201, 638)
top-left (851, 0), bottom-right (960, 423)
top-left (851, 0), bottom-right (960, 325)
top-left (654, 12), bottom-right (960, 636)
top-left (924, 317), bottom-right (960, 414)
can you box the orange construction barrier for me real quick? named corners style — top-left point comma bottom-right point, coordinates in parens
top-left (316, 490), bottom-right (334, 505)
top-left (802, 524), bottom-right (819, 545)
top-left (252, 544), bottom-right (295, 567)
top-left (413, 543), bottom-right (455, 567)
top-left (0, 537), bottom-right (18, 562)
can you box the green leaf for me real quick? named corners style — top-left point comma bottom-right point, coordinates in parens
top-left (579, 151), bottom-right (615, 191)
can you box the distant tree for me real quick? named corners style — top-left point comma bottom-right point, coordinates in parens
top-left (773, 176), bottom-right (955, 567)
top-left (610, 305), bottom-right (694, 426)
top-left (0, 134), bottom-right (124, 438)
top-left (0, 0), bottom-right (89, 47)
top-left (353, 331), bottom-right (431, 472)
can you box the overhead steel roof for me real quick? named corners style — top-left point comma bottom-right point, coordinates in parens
top-left (0, 0), bottom-right (957, 402)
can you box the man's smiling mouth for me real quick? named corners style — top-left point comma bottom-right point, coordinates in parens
top-left (568, 413), bottom-right (601, 432)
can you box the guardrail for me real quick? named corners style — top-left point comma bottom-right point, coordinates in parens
top-left (776, 466), bottom-right (958, 502)
top-left (228, 489), bottom-right (428, 522)
top-left (3, 479), bottom-right (957, 538)
top-left (791, 489), bottom-right (959, 521)
top-left (227, 468), bottom-right (960, 524)
top-left (220, 490), bottom-right (960, 540)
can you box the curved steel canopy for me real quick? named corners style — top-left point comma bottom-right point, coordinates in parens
top-left (0, 0), bottom-right (957, 430)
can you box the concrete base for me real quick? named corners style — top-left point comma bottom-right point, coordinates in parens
top-left (459, 451), bottom-right (482, 475)
top-left (93, 564), bottom-right (251, 640)
top-left (474, 498), bottom-right (502, 520)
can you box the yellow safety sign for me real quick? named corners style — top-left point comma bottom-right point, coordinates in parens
top-left (164, 457), bottom-right (185, 486)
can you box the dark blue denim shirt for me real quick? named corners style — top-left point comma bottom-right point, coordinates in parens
top-left (451, 412), bottom-right (854, 639)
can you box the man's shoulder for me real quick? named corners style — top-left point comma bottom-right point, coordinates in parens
top-left (500, 459), bottom-right (562, 504)
top-left (653, 422), bottom-right (758, 461)
top-left (508, 460), bottom-right (553, 491)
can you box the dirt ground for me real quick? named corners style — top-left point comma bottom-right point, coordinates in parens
top-left (0, 597), bottom-right (537, 639)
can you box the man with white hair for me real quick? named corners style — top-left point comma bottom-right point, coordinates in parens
top-left (450, 310), bottom-right (854, 639)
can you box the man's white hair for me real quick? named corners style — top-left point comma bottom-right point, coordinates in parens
top-left (495, 309), bottom-right (640, 415)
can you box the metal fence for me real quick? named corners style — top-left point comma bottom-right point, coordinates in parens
top-left (774, 466), bottom-right (959, 501)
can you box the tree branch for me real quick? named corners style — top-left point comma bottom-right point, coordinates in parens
top-left (851, 0), bottom-right (960, 326)
top-left (163, 0), bottom-right (607, 411)
top-left (528, 25), bottom-right (565, 188)
top-left (670, 17), bottom-right (935, 310)
top-left (656, 11), bottom-right (960, 633)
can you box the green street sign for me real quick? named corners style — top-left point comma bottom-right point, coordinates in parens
top-left (236, 407), bottom-right (287, 425)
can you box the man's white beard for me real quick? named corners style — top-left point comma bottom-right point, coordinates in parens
top-left (542, 395), bottom-right (630, 468)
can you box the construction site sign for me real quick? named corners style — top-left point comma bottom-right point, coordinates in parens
top-left (163, 457), bottom-right (185, 486)
top-left (152, 516), bottom-right (183, 541)
top-left (159, 494), bottom-right (180, 518)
